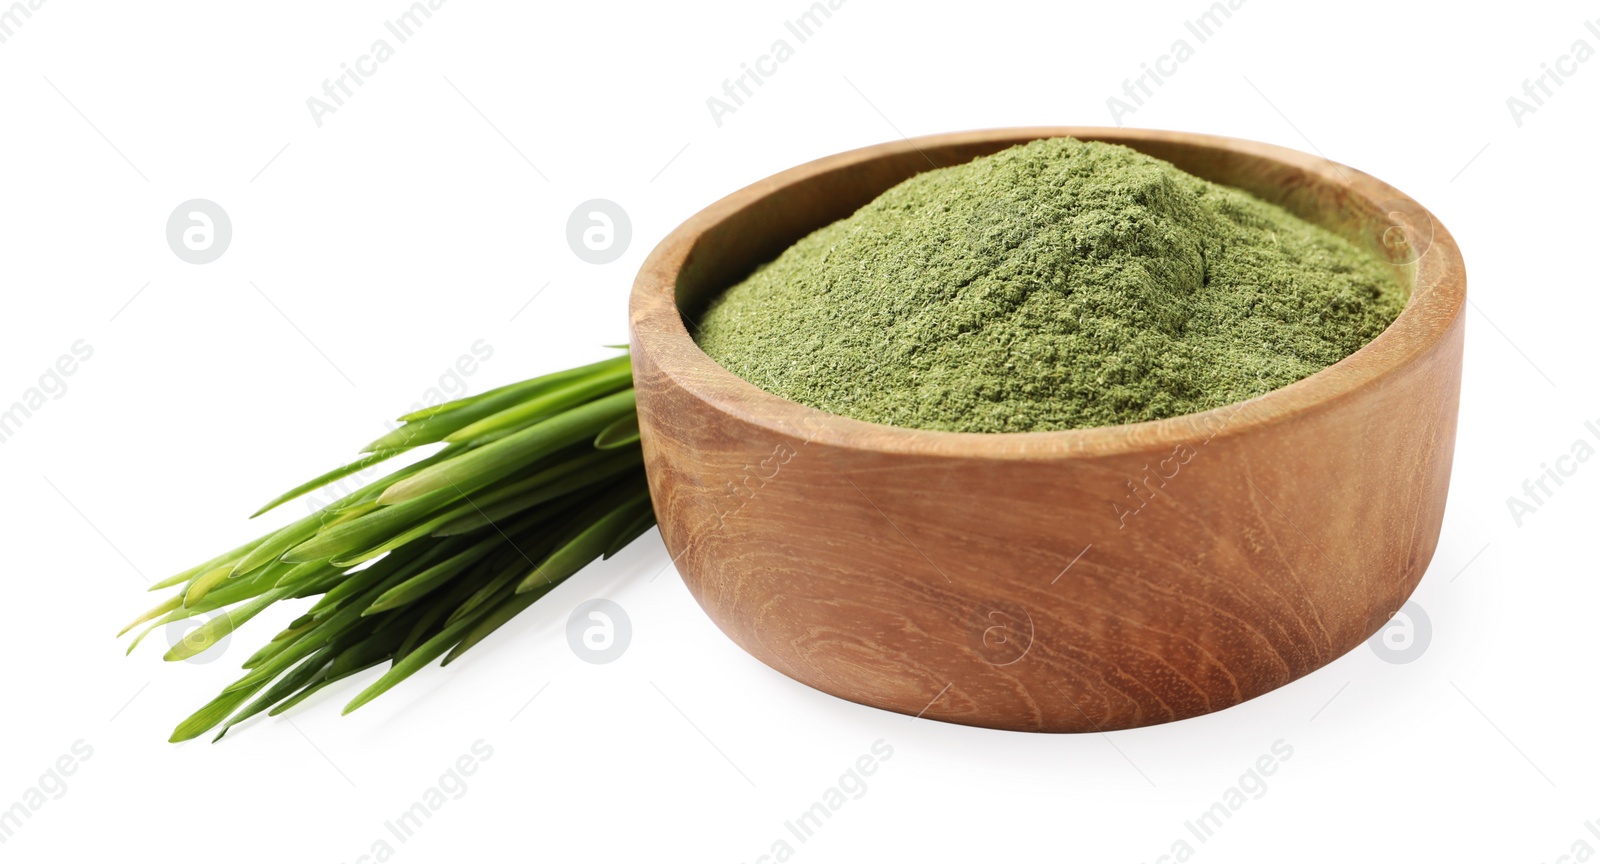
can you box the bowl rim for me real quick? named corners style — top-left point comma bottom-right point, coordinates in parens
top-left (628, 126), bottom-right (1466, 460)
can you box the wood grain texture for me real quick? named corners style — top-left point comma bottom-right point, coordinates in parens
top-left (627, 127), bottom-right (1466, 732)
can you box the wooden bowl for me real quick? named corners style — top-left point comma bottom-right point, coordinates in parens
top-left (628, 127), bottom-right (1465, 732)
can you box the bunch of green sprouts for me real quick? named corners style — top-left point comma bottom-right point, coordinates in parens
top-left (120, 351), bottom-right (653, 742)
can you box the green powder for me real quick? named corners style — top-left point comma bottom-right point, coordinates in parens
top-left (694, 137), bottom-right (1406, 433)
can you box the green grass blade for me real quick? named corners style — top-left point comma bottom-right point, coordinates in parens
top-left (393, 353), bottom-right (629, 423)
top-left (197, 455), bottom-right (446, 589)
top-left (604, 501), bottom-right (657, 559)
top-left (241, 621), bottom-right (316, 669)
top-left (282, 442), bottom-right (560, 564)
top-left (170, 654), bottom-right (316, 742)
top-left (518, 481), bottom-right (651, 593)
top-left (125, 620), bottom-right (164, 655)
top-left (259, 442), bottom-right (466, 529)
top-left (182, 564), bottom-right (235, 608)
top-left (363, 534), bottom-right (504, 615)
top-left (317, 500), bottom-right (381, 527)
top-left (250, 449), bottom-right (404, 519)
top-left (118, 594), bottom-right (182, 637)
top-left (148, 537), bottom-right (263, 591)
top-left (329, 630), bottom-right (405, 678)
top-left (267, 658), bottom-right (386, 717)
top-left (367, 355), bottom-right (632, 451)
top-left (380, 389), bottom-right (637, 505)
top-left (442, 364), bottom-right (633, 445)
top-left (341, 612), bottom-right (485, 715)
top-left (212, 650), bottom-right (333, 742)
top-left (360, 415), bottom-right (467, 455)
top-left (428, 448), bottom-right (641, 536)
top-left (273, 559), bottom-right (342, 590)
top-left (394, 601), bottom-right (455, 660)
top-left (137, 566), bottom-right (291, 648)
top-left (136, 353), bottom-right (657, 739)
top-left (171, 686), bottom-right (264, 743)
top-left (441, 484), bottom-right (647, 665)
top-left (282, 487), bottom-right (462, 564)
top-left (307, 545), bottom-right (440, 614)
top-left (220, 562), bottom-right (417, 697)
top-left (164, 584), bottom-right (298, 662)
top-left (594, 414), bottom-right (641, 449)
top-left (442, 577), bottom-right (565, 666)
top-left (444, 537), bottom-right (557, 626)
top-left (232, 510), bottom-right (335, 576)
top-left (373, 568), bottom-right (492, 660)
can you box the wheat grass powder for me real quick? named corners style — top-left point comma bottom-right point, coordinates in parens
top-left (694, 137), bottom-right (1406, 433)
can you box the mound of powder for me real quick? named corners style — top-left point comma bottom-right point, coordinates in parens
top-left (694, 137), bottom-right (1406, 433)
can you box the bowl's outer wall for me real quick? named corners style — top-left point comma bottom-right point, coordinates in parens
top-left (629, 129), bottom-right (1465, 732)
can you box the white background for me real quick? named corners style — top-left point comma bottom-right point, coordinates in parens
top-left (0, 1), bottom-right (1594, 861)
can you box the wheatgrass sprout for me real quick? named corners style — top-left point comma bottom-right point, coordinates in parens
top-left (121, 351), bottom-right (655, 742)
